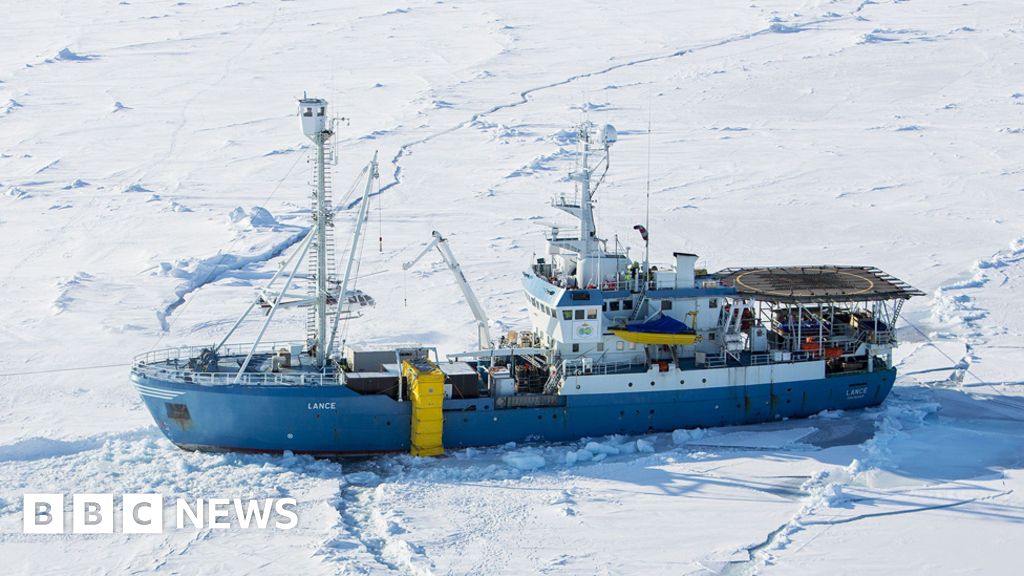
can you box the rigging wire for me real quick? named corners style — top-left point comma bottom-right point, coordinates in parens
top-left (899, 316), bottom-right (986, 386)
top-left (2, 315), bottom-right (988, 386)
top-left (337, 189), bottom-right (373, 351)
top-left (643, 92), bottom-right (653, 274)
top-left (146, 150), bottom-right (307, 353)
top-left (378, 175), bottom-right (384, 253)
top-left (3, 363), bottom-right (132, 378)
top-left (335, 163), bottom-right (370, 212)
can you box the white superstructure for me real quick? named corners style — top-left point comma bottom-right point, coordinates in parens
top-left (511, 122), bottom-right (920, 398)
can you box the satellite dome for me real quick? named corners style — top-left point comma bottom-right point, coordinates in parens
top-left (599, 124), bottom-right (618, 147)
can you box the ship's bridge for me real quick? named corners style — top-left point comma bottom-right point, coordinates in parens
top-left (521, 254), bottom-right (736, 359)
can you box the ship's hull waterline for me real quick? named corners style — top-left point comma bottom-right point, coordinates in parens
top-left (133, 368), bottom-right (894, 456)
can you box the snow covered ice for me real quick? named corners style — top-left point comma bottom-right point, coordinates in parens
top-left (2, 0), bottom-right (1024, 573)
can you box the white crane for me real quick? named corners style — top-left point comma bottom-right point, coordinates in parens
top-left (403, 231), bottom-right (492, 350)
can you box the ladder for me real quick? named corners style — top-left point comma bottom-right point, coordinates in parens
top-left (543, 360), bottom-right (565, 394)
top-left (306, 136), bottom-right (337, 345)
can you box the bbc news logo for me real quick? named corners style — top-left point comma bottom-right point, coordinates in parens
top-left (23, 494), bottom-right (298, 534)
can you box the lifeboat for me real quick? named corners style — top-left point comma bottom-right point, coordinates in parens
top-left (610, 315), bottom-right (702, 345)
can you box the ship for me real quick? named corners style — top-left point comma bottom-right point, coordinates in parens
top-left (131, 97), bottom-right (924, 456)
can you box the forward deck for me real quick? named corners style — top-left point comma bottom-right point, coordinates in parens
top-left (133, 342), bottom-right (336, 386)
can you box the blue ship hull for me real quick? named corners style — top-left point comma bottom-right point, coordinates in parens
top-left (132, 368), bottom-right (895, 455)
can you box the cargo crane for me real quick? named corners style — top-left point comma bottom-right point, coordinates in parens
top-left (403, 231), bottom-right (492, 349)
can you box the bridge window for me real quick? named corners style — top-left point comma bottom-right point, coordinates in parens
top-left (575, 309), bottom-right (584, 320)
top-left (572, 344), bottom-right (580, 352)
top-left (661, 300), bottom-right (672, 310)
top-left (623, 300), bottom-right (633, 310)
top-left (709, 298), bottom-right (718, 308)
top-left (587, 308), bottom-right (597, 319)
top-left (562, 310), bottom-right (572, 320)
top-left (609, 301), bottom-right (620, 311)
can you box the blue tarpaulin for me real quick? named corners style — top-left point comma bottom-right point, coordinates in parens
top-left (778, 321), bottom-right (824, 334)
top-left (624, 314), bottom-right (693, 334)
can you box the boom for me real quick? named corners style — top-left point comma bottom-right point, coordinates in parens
top-left (324, 152), bottom-right (378, 367)
top-left (403, 231), bottom-right (492, 349)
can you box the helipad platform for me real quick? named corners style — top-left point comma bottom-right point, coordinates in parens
top-left (714, 266), bottom-right (924, 303)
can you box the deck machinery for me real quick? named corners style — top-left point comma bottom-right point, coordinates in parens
top-left (130, 104), bottom-right (923, 456)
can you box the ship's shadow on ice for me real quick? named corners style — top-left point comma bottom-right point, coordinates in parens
top-left (338, 383), bottom-right (1024, 499)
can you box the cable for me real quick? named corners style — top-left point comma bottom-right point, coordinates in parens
top-left (3, 363), bottom-right (132, 378)
top-left (378, 175), bottom-right (384, 253)
top-left (146, 151), bottom-right (306, 353)
top-left (899, 316), bottom-right (986, 386)
top-left (338, 194), bottom-right (372, 350)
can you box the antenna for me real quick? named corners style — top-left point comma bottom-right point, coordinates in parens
top-left (644, 97), bottom-right (653, 277)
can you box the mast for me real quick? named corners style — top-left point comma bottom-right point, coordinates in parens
top-left (299, 96), bottom-right (333, 366)
top-left (577, 122), bottom-right (596, 260)
top-left (549, 122), bottom-right (617, 287)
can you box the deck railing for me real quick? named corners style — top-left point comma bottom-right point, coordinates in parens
top-left (131, 341), bottom-right (336, 387)
top-left (558, 358), bottom-right (649, 379)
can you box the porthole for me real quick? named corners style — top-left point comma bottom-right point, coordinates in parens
top-left (386, 420), bottom-right (391, 426)
top-left (650, 381), bottom-right (655, 387)
top-left (702, 378), bottom-right (707, 383)
top-left (576, 384), bottom-right (581, 390)
top-left (680, 379), bottom-right (685, 385)
top-left (628, 382), bottom-right (633, 388)
top-left (649, 409), bottom-right (655, 415)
